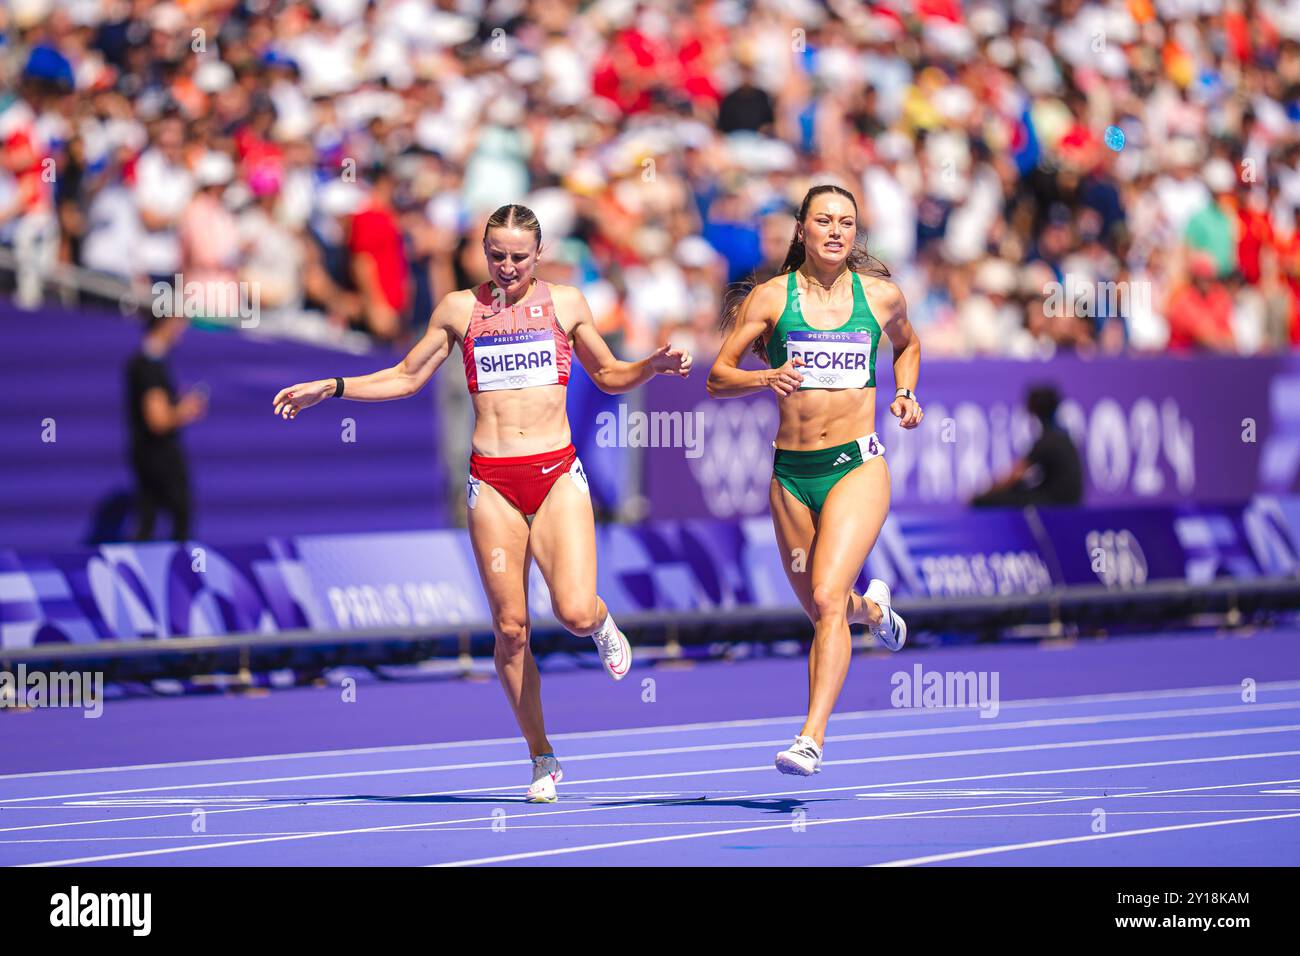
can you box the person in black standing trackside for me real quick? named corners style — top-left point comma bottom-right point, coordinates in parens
top-left (972, 385), bottom-right (1083, 507)
top-left (125, 313), bottom-right (206, 540)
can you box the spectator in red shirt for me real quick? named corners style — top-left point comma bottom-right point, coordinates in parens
top-left (1165, 252), bottom-right (1237, 352)
top-left (591, 18), bottom-right (678, 119)
top-left (233, 102), bottom-right (284, 184)
top-left (1237, 188), bottom-right (1275, 285)
top-left (1, 111), bottom-right (58, 307)
top-left (348, 167), bottom-right (409, 343)
top-left (1278, 233), bottom-right (1300, 347)
top-left (672, 6), bottom-right (725, 108)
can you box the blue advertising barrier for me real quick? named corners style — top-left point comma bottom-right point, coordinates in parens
top-left (3, 498), bottom-right (1298, 654)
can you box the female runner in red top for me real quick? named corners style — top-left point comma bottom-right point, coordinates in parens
top-left (273, 203), bottom-right (693, 802)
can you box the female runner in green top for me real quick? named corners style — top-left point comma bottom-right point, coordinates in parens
top-left (707, 184), bottom-right (923, 775)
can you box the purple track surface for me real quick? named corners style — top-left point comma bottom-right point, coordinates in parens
top-left (2, 627), bottom-right (1299, 867)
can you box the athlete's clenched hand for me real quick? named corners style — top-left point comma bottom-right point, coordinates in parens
top-left (766, 357), bottom-right (804, 397)
top-left (890, 395), bottom-right (923, 429)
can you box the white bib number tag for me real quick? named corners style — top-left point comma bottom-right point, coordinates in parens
top-left (787, 330), bottom-right (873, 389)
top-left (476, 330), bottom-right (559, 391)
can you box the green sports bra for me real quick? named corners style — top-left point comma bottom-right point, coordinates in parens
top-left (764, 270), bottom-right (882, 389)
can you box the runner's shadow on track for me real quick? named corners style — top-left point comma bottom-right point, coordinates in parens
top-left (344, 794), bottom-right (545, 805)
top-left (587, 796), bottom-right (829, 813)
top-left (342, 795), bottom-right (829, 812)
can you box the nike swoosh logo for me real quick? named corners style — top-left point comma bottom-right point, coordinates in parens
top-left (540, 461), bottom-right (567, 475)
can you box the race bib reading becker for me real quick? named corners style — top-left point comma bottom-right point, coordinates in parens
top-left (786, 330), bottom-right (874, 389)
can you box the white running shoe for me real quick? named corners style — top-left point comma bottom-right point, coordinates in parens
top-left (526, 753), bottom-right (564, 803)
top-left (592, 620), bottom-right (632, 680)
top-left (866, 578), bottom-right (907, 652)
top-left (775, 735), bottom-right (823, 776)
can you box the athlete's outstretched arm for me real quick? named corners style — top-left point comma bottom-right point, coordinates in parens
top-left (565, 286), bottom-right (693, 394)
top-left (272, 294), bottom-right (459, 419)
top-left (706, 282), bottom-right (802, 399)
top-left (878, 282), bottom-right (923, 429)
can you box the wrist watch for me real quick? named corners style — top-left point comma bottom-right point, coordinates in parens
top-left (896, 387), bottom-right (916, 402)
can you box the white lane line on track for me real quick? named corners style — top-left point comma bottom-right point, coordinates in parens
top-left (427, 778), bottom-right (1300, 867)
top-left (9, 808), bottom-right (1299, 846)
top-left (3, 725), bottom-right (1298, 838)
top-left (18, 756), bottom-right (1300, 866)
top-left (6, 679), bottom-right (1300, 782)
top-left (5, 703), bottom-right (1297, 806)
top-left (871, 812), bottom-right (1300, 866)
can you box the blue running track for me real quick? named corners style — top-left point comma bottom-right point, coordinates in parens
top-left (2, 628), bottom-right (1298, 866)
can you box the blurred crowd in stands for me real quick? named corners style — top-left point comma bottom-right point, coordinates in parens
top-left (2, 0), bottom-right (1300, 359)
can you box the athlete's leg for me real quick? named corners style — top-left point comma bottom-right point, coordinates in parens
top-left (768, 478), bottom-right (817, 619)
top-left (769, 478), bottom-right (882, 627)
top-left (467, 478), bottom-right (552, 757)
top-left (528, 463), bottom-right (631, 679)
top-left (528, 467), bottom-right (603, 635)
top-left (800, 457), bottom-right (891, 746)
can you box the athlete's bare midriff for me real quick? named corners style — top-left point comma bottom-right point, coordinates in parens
top-left (774, 387), bottom-right (878, 450)
top-left (470, 385), bottom-right (572, 457)
top-left (448, 293), bottom-right (575, 458)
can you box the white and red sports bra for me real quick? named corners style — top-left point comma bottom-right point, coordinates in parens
top-left (461, 279), bottom-right (572, 394)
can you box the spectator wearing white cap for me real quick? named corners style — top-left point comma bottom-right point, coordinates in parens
top-left (179, 151), bottom-right (241, 317)
top-left (670, 234), bottom-right (725, 358)
top-left (959, 256), bottom-right (1022, 355)
top-left (1186, 158), bottom-right (1241, 279)
top-left (1154, 138), bottom-right (1211, 242)
top-left (863, 131), bottom-right (917, 268)
top-left (133, 114), bottom-right (193, 283)
top-left (303, 180), bottom-right (365, 332)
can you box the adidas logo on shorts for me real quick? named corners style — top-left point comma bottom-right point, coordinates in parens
top-left (833, 453), bottom-right (853, 466)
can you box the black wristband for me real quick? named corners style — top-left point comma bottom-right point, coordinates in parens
top-left (333, 377), bottom-right (345, 398)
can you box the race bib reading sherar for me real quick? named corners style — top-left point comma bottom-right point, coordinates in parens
top-left (786, 330), bottom-right (874, 389)
top-left (475, 330), bottom-right (559, 391)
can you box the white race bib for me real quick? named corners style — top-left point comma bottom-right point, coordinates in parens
top-left (568, 458), bottom-right (589, 496)
top-left (787, 330), bottom-right (874, 389)
top-left (475, 330), bottom-right (559, 392)
top-left (857, 433), bottom-right (885, 460)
